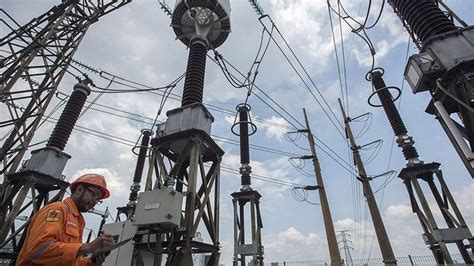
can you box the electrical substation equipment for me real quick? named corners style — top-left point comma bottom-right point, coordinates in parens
top-left (133, 187), bottom-right (183, 229)
top-left (0, 2), bottom-right (130, 261)
top-left (0, 0), bottom-right (130, 177)
top-left (230, 104), bottom-right (264, 266)
top-left (116, 129), bottom-right (153, 221)
top-left (388, 0), bottom-right (474, 178)
top-left (0, 81), bottom-right (92, 262)
top-left (102, 1), bottom-right (232, 265)
top-left (367, 69), bottom-right (474, 264)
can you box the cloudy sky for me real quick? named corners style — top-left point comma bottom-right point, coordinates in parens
top-left (2, 0), bottom-right (474, 264)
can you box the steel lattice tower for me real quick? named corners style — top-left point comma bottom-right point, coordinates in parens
top-left (0, 1), bottom-right (130, 262)
top-left (0, 0), bottom-right (130, 177)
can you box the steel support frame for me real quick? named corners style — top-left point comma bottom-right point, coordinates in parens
top-left (432, 101), bottom-right (474, 177)
top-left (232, 190), bottom-right (263, 266)
top-left (399, 162), bottom-right (474, 264)
top-left (135, 131), bottom-right (223, 266)
top-left (0, 1), bottom-right (129, 261)
top-left (0, 172), bottom-right (69, 259)
top-left (0, 0), bottom-right (130, 177)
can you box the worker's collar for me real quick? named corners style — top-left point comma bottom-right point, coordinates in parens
top-left (64, 197), bottom-right (81, 217)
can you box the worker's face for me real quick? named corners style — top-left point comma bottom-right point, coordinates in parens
top-left (76, 185), bottom-right (104, 212)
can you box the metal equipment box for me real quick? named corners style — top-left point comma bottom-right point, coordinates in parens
top-left (133, 188), bottom-right (183, 229)
top-left (102, 220), bottom-right (137, 266)
top-left (20, 147), bottom-right (70, 180)
top-left (164, 103), bottom-right (214, 136)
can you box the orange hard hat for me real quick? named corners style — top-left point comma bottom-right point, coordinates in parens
top-left (70, 173), bottom-right (110, 199)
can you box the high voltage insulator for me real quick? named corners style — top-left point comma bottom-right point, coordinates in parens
top-left (249, 0), bottom-right (265, 17)
top-left (0, 81), bottom-right (93, 259)
top-left (128, 129), bottom-right (153, 203)
top-left (171, 0), bottom-right (231, 107)
top-left (99, 2), bottom-right (232, 265)
top-left (231, 103), bottom-right (257, 189)
top-left (231, 104), bottom-right (264, 266)
top-left (368, 69), bottom-right (420, 165)
top-left (47, 82), bottom-right (91, 151)
top-left (366, 67), bottom-right (474, 264)
top-left (389, 0), bottom-right (474, 178)
top-left (182, 40), bottom-right (207, 105)
top-left (389, 0), bottom-right (456, 44)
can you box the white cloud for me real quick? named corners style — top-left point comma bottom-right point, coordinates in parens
top-left (223, 153), bottom-right (297, 201)
top-left (385, 203), bottom-right (412, 219)
top-left (71, 167), bottom-right (129, 200)
top-left (256, 116), bottom-right (290, 141)
top-left (265, 227), bottom-right (326, 262)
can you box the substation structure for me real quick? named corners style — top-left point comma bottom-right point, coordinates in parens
top-left (0, 1), bottom-right (131, 260)
top-left (389, 0), bottom-right (474, 178)
top-left (367, 68), bottom-right (474, 264)
top-left (231, 104), bottom-right (264, 265)
top-left (101, 0), bottom-right (231, 265)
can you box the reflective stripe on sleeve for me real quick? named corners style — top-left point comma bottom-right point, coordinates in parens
top-left (28, 239), bottom-right (55, 261)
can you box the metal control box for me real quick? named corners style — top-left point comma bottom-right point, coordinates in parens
top-left (133, 188), bottom-right (183, 229)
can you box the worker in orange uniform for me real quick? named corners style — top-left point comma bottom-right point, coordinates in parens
top-left (17, 173), bottom-right (114, 266)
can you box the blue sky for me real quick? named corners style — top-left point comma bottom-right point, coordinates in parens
top-left (2, 0), bottom-right (474, 264)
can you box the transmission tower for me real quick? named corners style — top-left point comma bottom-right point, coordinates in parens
top-left (337, 230), bottom-right (353, 266)
top-left (0, 0), bottom-right (130, 179)
top-left (367, 68), bottom-right (474, 264)
top-left (101, 1), bottom-right (232, 265)
top-left (231, 104), bottom-right (264, 266)
top-left (388, 0), bottom-right (474, 178)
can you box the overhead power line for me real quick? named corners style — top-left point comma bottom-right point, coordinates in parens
top-left (40, 115), bottom-right (304, 188)
top-left (52, 92), bottom-right (300, 158)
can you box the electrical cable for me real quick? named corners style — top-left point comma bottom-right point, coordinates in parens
top-left (146, 231), bottom-right (174, 254)
top-left (71, 61), bottom-right (294, 131)
top-left (209, 53), bottom-right (359, 176)
top-left (328, 3), bottom-right (347, 116)
top-left (55, 91), bottom-right (299, 157)
top-left (291, 187), bottom-right (320, 205)
top-left (258, 16), bottom-right (347, 140)
top-left (285, 133), bottom-right (310, 151)
top-left (337, 2), bottom-right (350, 114)
top-left (40, 111), bottom-right (306, 188)
top-left (360, 139), bottom-right (383, 165)
top-left (328, 2), bottom-right (377, 70)
top-left (288, 157), bottom-right (314, 178)
top-left (219, 164), bottom-right (306, 188)
top-left (352, 112), bottom-right (373, 139)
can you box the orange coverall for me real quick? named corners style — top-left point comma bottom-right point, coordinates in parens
top-left (16, 197), bottom-right (90, 266)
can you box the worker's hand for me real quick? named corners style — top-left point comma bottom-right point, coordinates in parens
top-left (90, 234), bottom-right (114, 251)
top-left (79, 234), bottom-right (114, 255)
top-left (88, 254), bottom-right (107, 266)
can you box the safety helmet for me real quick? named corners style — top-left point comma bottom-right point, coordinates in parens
top-left (69, 173), bottom-right (110, 199)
